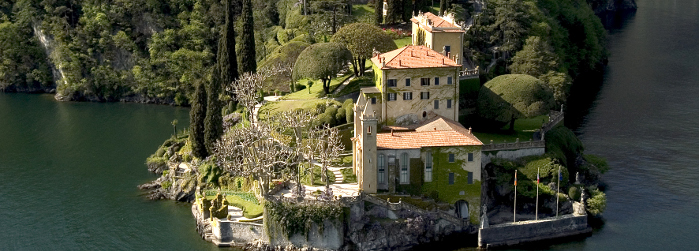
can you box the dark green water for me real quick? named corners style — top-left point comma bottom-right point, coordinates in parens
top-left (0, 94), bottom-right (218, 250)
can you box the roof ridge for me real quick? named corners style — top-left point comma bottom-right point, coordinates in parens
top-left (384, 46), bottom-right (410, 65)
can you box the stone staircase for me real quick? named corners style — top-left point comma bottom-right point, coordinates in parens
top-left (328, 167), bottom-right (345, 183)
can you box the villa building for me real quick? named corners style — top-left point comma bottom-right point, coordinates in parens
top-left (411, 12), bottom-right (465, 66)
top-left (352, 41), bottom-right (483, 224)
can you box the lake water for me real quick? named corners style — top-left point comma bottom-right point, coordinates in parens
top-left (2, 0), bottom-right (699, 250)
top-left (0, 94), bottom-right (218, 250)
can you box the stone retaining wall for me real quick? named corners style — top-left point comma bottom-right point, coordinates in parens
top-left (478, 214), bottom-right (591, 248)
top-left (481, 147), bottom-right (546, 167)
top-left (212, 219), bottom-right (263, 243)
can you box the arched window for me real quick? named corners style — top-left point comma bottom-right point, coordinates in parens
top-left (378, 154), bottom-right (385, 184)
top-left (400, 153), bottom-right (409, 184)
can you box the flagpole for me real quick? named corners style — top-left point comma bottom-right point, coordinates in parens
top-left (557, 166), bottom-right (560, 217)
top-left (536, 167), bottom-right (539, 221)
top-left (514, 170), bottom-right (517, 223)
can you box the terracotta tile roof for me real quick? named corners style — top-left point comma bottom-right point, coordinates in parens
top-left (371, 45), bottom-right (460, 70)
top-left (410, 12), bottom-right (464, 33)
top-left (377, 115), bottom-right (482, 149)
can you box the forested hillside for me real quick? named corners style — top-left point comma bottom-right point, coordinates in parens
top-left (0, 0), bottom-right (616, 105)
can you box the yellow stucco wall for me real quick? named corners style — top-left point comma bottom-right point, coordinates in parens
top-left (431, 32), bottom-right (463, 65)
top-left (381, 67), bottom-right (460, 124)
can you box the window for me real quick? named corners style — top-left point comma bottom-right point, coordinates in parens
top-left (425, 152), bottom-right (433, 182)
top-left (388, 79), bottom-right (397, 87)
top-left (434, 77), bottom-right (440, 85)
top-left (445, 45), bottom-right (451, 53)
top-left (403, 92), bottom-right (412, 100)
top-left (400, 153), bottom-right (409, 184)
top-left (467, 172), bottom-right (473, 184)
top-left (367, 125), bottom-right (371, 135)
top-left (421, 92), bottom-right (430, 100)
top-left (448, 154), bottom-right (455, 163)
top-left (421, 78), bottom-right (430, 86)
top-left (371, 97), bottom-right (376, 104)
top-left (468, 153), bottom-right (474, 162)
top-left (388, 93), bottom-right (397, 101)
top-left (448, 172), bottom-right (455, 185)
top-left (447, 99), bottom-right (452, 109)
top-left (447, 76), bottom-right (453, 85)
top-left (434, 100), bottom-right (439, 109)
top-left (405, 78), bottom-right (411, 87)
top-left (378, 154), bottom-right (386, 184)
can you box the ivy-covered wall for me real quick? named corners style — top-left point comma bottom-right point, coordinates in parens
top-left (419, 146), bottom-right (482, 224)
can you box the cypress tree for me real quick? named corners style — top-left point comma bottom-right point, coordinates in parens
top-left (374, 0), bottom-right (383, 25)
top-left (385, 0), bottom-right (402, 24)
top-left (204, 65), bottom-right (223, 154)
top-left (190, 80), bottom-right (208, 159)
top-left (439, 0), bottom-right (447, 16)
top-left (239, 0), bottom-right (256, 74)
top-left (220, 0), bottom-right (239, 99)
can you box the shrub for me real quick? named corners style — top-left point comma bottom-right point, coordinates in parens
top-left (343, 99), bottom-right (354, 123)
top-left (162, 181), bottom-right (172, 189)
top-left (586, 188), bottom-right (606, 216)
top-left (336, 107), bottom-right (346, 124)
top-left (155, 147), bottom-right (166, 157)
top-left (568, 186), bottom-right (580, 201)
top-left (476, 74), bottom-right (555, 127)
top-left (584, 154), bottom-right (609, 174)
top-left (545, 126), bottom-right (584, 168)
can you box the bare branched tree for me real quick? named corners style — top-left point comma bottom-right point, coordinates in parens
top-left (277, 110), bottom-right (315, 197)
top-left (309, 124), bottom-right (345, 191)
top-left (213, 121), bottom-right (295, 197)
top-left (226, 71), bottom-right (267, 121)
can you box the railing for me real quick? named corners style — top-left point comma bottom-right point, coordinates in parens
top-left (542, 110), bottom-right (564, 133)
top-left (362, 194), bottom-right (465, 227)
top-left (481, 139), bottom-right (546, 151)
top-left (459, 67), bottom-right (480, 77)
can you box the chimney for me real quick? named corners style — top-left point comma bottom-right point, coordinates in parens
top-left (442, 58), bottom-right (445, 65)
top-left (447, 52), bottom-right (451, 58)
top-left (469, 127), bottom-right (472, 134)
top-left (399, 59), bottom-right (402, 66)
top-left (391, 128), bottom-right (394, 136)
top-left (411, 50), bottom-right (414, 57)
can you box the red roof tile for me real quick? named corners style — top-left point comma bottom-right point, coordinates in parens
top-left (377, 116), bottom-right (482, 149)
top-left (410, 12), bottom-right (464, 33)
top-left (371, 45), bottom-right (460, 70)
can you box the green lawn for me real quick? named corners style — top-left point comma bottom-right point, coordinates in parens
top-left (335, 75), bottom-right (374, 97)
top-left (301, 164), bottom-right (336, 186)
top-left (331, 155), bottom-right (353, 167)
top-left (259, 99), bottom-right (342, 119)
top-left (341, 168), bottom-right (357, 183)
top-left (473, 115), bottom-right (549, 145)
top-left (224, 195), bottom-right (264, 219)
top-left (352, 4), bottom-right (375, 23)
top-left (280, 74), bottom-right (352, 100)
top-left (394, 36), bottom-right (412, 48)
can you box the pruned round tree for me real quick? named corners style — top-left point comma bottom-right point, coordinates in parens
top-left (293, 42), bottom-right (352, 95)
top-left (476, 74), bottom-right (555, 129)
top-left (331, 23), bottom-right (397, 76)
top-left (259, 41), bottom-right (310, 92)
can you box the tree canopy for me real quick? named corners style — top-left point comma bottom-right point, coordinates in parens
top-left (510, 36), bottom-right (559, 77)
top-left (330, 23), bottom-right (397, 76)
top-left (476, 74), bottom-right (554, 128)
top-left (292, 42), bottom-right (352, 94)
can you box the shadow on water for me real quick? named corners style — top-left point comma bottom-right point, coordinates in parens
top-left (564, 10), bottom-right (637, 132)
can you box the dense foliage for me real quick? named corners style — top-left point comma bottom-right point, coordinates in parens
top-left (466, 0), bottom-right (607, 104)
top-left (476, 74), bottom-right (554, 128)
top-left (190, 81), bottom-right (208, 158)
top-left (265, 200), bottom-right (343, 237)
top-left (292, 42), bottom-right (352, 94)
top-left (330, 23), bottom-right (397, 76)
